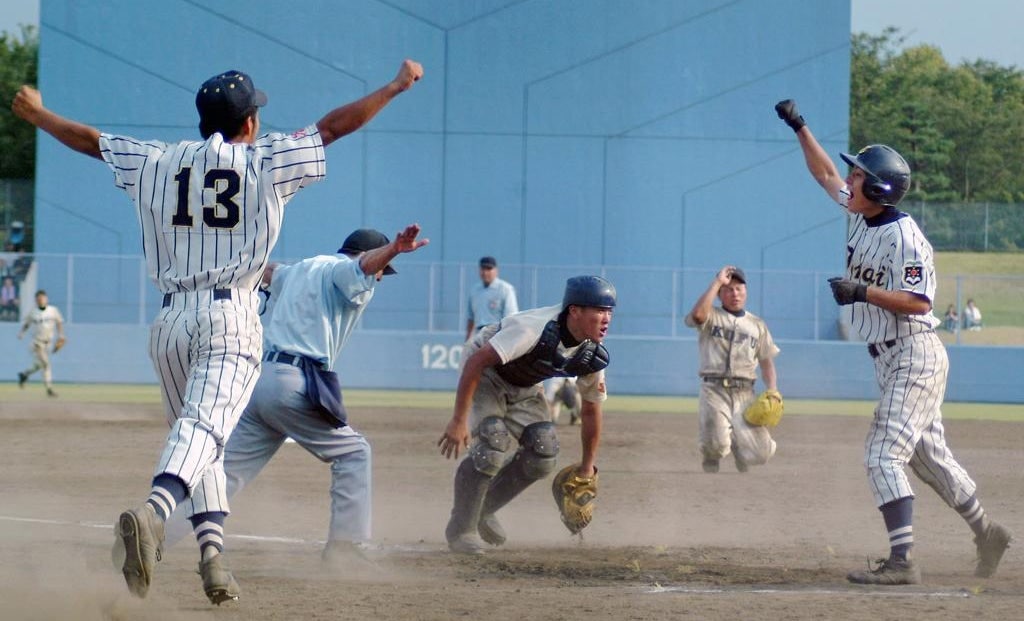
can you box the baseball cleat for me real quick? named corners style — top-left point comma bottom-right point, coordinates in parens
top-left (847, 555), bottom-right (921, 585)
top-left (478, 513), bottom-right (507, 546)
top-left (447, 533), bottom-right (485, 555)
top-left (975, 521), bottom-right (1013, 578)
top-left (118, 505), bottom-right (165, 598)
top-left (17, 372), bottom-right (27, 388)
top-left (46, 388), bottom-right (57, 398)
top-left (701, 457), bottom-right (719, 473)
top-left (198, 554), bottom-right (240, 605)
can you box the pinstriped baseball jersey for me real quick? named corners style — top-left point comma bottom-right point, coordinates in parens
top-left (839, 186), bottom-right (941, 343)
top-left (99, 126), bottom-right (326, 293)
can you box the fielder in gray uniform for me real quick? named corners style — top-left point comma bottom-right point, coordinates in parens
top-left (161, 224), bottom-right (428, 578)
top-left (686, 266), bottom-right (779, 474)
top-left (465, 256), bottom-right (519, 340)
top-left (17, 289), bottom-right (65, 397)
top-left (777, 99), bottom-right (1012, 584)
top-left (439, 276), bottom-right (614, 554)
top-left (14, 60), bottom-right (422, 603)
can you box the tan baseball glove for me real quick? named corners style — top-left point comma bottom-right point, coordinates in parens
top-left (743, 389), bottom-right (784, 427)
top-left (52, 337), bottom-right (67, 354)
top-left (551, 463), bottom-right (598, 534)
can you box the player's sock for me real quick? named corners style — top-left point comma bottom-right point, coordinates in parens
top-left (880, 497), bottom-right (914, 560)
top-left (190, 512), bottom-right (227, 561)
top-left (146, 473), bottom-right (188, 521)
top-left (956, 495), bottom-right (991, 538)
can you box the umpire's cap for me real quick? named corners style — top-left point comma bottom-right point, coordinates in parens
top-left (563, 276), bottom-right (616, 309)
top-left (196, 70), bottom-right (267, 124)
top-left (338, 229), bottom-right (396, 275)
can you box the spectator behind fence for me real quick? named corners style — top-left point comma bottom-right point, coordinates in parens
top-left (0, 276), bottom-right (17, 321)
top-left (0, 258), bottom-right (13, 280)
top-left (942, 304), bottom-right (959, 332)
top-left (963, 299), bottom-right (983, 331)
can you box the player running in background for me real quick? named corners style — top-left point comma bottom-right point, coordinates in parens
top-left (776, 99), bottom-right (1012, 585)
top-left (17, 289), bottom-right (65, 397)
top-left (685, 266), bottom-right (780, 474)
top-left (12, 60), bottom-right (422, 603)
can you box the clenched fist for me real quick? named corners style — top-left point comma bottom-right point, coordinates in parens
top-left (775, 99), bottom-right (805, 133)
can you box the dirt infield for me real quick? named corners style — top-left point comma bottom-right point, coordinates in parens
top-left (1, 399), bottom-right (1022, 620)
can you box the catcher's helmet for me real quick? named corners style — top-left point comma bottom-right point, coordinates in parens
top-left (563, 276), bottom-right (616, 309)
top-left (840, 145), bottom-right (911, 206)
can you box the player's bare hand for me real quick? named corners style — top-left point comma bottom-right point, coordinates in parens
top-left (438, 418), bottom-right (470, 459)
top-left (393, 59), bottom-right (423, 92)
top-left (715, 265), bottom-right (737, 286)
top-left (393, 223), bottom-right (430, 254)
top-left (11, 85), bottom-right (43, 121)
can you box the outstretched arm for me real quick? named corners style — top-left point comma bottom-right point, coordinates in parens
top-left (12, 86), bottom-right (102, 160)
top-left (358, 223), bottom-right (430, 276)
top-left (775, 99), bottom-right (845, 201)
top-left (316, 59), bottom-right (423, 147)
top-left (438, 343), bottom-right (501, 459)
top-left (575, 400), bottom-right (602, 478)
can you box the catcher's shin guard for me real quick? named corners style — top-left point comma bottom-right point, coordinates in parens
top-left (445, 459), bottom-right (492, 554)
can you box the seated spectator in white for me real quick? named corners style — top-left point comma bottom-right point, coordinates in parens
top-left (963, 298), bottom-right (983, 331)
top-left (942, 304), bottom-right (959, 332)
top-left (0, 276), bottom-right (17, 321)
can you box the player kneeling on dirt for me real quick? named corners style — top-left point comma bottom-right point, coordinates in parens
top-left (685, 266), bottom-right (782, 474)
top-left (438, 276), bottom-right (615, 554)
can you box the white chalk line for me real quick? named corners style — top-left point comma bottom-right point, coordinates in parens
top-left (643, 584), bottom-right (973, 598)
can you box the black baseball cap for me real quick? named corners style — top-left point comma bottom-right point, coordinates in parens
top-left (196, 70), bottom-right (267, 124)
top-left (338, 229), bottom-right (396, 275)
top-left (730, 267), bottom-right (747, 284)
top-left (479, 256), bottom-right (497, 268)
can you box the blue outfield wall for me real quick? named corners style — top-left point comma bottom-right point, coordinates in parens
top-left (3, 324), bottom-right (1021, 404)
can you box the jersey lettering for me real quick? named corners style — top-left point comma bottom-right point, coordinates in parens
top-left (171, 167), bottom-right (242, 229)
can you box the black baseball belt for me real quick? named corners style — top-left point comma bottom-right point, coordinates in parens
top-left (867, 340), bottom-right (898, 358)
top-left (162, 288), bottom-right (233, 308)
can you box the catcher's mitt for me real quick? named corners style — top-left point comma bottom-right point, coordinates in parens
top-left (551, 463), bottom-right (598, 534)
top-left (743, 389), bottom-right (784, 427)
top-left (52, 337), bottom-right (67, 354)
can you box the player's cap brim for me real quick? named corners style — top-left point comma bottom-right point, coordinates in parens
top-left (253, 89), bottom-right (267, 107)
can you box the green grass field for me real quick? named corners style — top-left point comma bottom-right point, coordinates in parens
top-left (3, 383), bottom-right (1022, 422)
top-left (934, 251), bottom-right (1024, 332)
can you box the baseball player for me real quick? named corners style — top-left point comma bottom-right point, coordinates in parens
top-left (543, 376), bottom-right (582, 425)
top-left (12, 60), bottom-right (422, 603)
top-left (16, 289), bottom-right (65, 397)
top-left (438, 276), bottom-right (614, 554)
top-left (159, 225), bottom-right (428, 584)
top-left (686, 266), bottom-right (780, 474)
top-left (776, 99), bottom-right (1012, 584)
top-left (465, 256), bottom-right (519, 340)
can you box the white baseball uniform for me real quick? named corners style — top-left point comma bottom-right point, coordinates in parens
top-left (100, 126), bottom-right (326, 516)
top-left (837, 187), bottom-right (976, 508)
top-left (686, 305), bottom-right (779, 466)
top-left (19, 304), bottom-right (64, 387)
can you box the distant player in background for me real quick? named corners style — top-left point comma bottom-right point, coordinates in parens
top-left (17, 289), bottom-right (64, 397)
top-left (465, 256), bottom-right (518, 340)
top-left (13, 59), bottom-right (422, 603)
top-left (776, 99), bottom-right (1012, 585)
top-left (543, 376), bottom-right (581, 425)
top-left (161, 225), bottom-right (429, 581)
top-left (439, 276), bottom-right (614, 554)
top-left (686, 266), bottom-right (780, 474)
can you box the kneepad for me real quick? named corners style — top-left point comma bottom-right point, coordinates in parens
top-left (470, 416), bottom-right (513, 476)
top-left (518, 421), bottom-right (560, 479)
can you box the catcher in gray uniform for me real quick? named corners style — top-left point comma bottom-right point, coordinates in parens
top-left (685, 266), bottom-right (781, 473)
top-left (438, 276), bottom-right (615, 553)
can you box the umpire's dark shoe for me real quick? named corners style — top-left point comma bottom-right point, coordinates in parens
top-left (975, 521), bottom-right (1013, 578)
top-left (701, 457), bottom-right (719, 473)
top-left (118, 505), bottom-right (165, 598)
top-left (17, 372), bottom-right (27, 388)
top-left (847, 554), bottom-right (921, 585)
top-left (198, 554), bottom-right (240, 605)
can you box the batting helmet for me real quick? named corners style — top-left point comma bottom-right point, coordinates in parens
top-left (563, 276), bottom-right (616, 309)
top-left (839, 145), bottom-right (911, 206)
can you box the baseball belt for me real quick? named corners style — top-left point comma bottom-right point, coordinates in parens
top-left (162, 288), bottom-right (232, 308)
top-left (701, 376), bottom-right (754, 388)
top-left (867, 339), bottom-right (898, 358)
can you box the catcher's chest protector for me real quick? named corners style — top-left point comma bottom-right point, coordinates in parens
top-left (495, 320), bottom-right (608, 387)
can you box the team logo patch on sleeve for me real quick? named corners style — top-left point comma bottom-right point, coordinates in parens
top-left (902, 261), bottom-right (924, 286)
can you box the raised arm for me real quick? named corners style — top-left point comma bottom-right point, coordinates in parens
top-left (687, 266), bottom-right (734, 325)
top-left (775, 99), bottom-right (845, 201)
top-left (358, 223), bottom-right (430, 276)
top-left (316, 59), bottom-right (423, 147)
top-left (12, 86), bottom-right (102, 160)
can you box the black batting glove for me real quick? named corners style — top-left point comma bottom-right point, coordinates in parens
top-left (775, 99), bottom-right (806, 132)
top-left (828, 277), bottom-right (868, 305)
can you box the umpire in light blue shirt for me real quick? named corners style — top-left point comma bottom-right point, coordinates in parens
top-left (163, 224), bottom-right (429, 570)
top-left (465, 256), bottom-right (519, 341)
